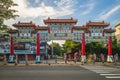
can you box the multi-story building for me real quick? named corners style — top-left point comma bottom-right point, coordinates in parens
top-left (115, 22), bottom-right (120, 43)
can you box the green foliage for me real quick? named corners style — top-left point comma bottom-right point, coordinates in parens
top-left (62, 40), bottom-right (80, 53)
top-left (112, 36), bottom-right (120, 54)
top-left (86, 42), bottom-right (104, 55)
top-left (0, 0), bottom-right (19, 31)
top-left (50, 42), bottom-right (61, 56)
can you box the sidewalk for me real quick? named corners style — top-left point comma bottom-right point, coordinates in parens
top-left (0, 61), bottom-right (120, 67)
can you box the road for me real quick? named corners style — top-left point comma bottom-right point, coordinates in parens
top-left (0, 65), bottom-right (120, 80)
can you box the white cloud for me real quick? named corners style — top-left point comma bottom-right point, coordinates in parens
top-left (4, 0), bottom-right (76, 28)
top-left (98, 5), bottom-right (120, 20)
top-left (35, 0), bottom-right (39, 3)
top-left (80, 3), bottom-right (95, 15)
top-left (11, 0), bottom-right (75, 18)
top-left (12, 0), bottom-right (56, 18)
top-left (47, 40), bottom-right (65, 46)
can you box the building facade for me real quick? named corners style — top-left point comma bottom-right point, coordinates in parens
top-left (115, 22), bottom-right (120, 43)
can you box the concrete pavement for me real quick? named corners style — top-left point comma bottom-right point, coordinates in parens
top-left (0, 65), bottom-right (114, 80)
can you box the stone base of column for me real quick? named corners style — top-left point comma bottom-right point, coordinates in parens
top-left (107, 55), bottom-right (114, 63)
top-left (81, 55), bottom-right (86, 63)
top-left (8, 55), bottom-right (15, 63)
top-left (35, 55), bottom-right (41, 63)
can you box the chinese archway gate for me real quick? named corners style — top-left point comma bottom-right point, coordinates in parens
top-left (7, 17), bottom-right (115, 63)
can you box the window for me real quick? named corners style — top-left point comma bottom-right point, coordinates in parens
top-left (74, 33), bottom-right (76, 36)
top-left (29, 30), bottom-right (31, 33)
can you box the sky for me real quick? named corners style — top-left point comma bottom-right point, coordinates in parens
top-left (4, 0), bottom-right (120, 45)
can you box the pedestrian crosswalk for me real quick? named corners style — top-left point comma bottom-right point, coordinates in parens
top-left (81, 65), bottom-right (120, 79)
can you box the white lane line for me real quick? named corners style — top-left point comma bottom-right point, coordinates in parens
top-left (106, 76), bottom-right (120, 78)
top-left (95, 72), bottom-right (110, 73)
top-left (91, 70), bottom-right (110, 73)
top-left (100, 74), bottom-right (120, 76)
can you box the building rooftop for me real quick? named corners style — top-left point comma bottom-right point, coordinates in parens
top-left (12, 21), bottom-right (36, 28)
top-left (73, 26), bottom-right (88, 30)
top-left (44, 17), bottom-right (77, 24)
top-left (7, 29), bottom-right (18, 34)
top-left (35, 26), bottom-right (48, 30)
top-left (103, 28), bottom-right (115, 33)
top-left (86, 21), bottom-right (109, 27)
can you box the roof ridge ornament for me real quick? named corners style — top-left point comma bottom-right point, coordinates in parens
top-left (48, 17), bottom-right (50, 20)
top-left (30, 21), bottom-right (32, 24)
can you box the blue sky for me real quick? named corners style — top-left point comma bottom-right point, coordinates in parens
top-left (5, 0), bottom-right (120, 29)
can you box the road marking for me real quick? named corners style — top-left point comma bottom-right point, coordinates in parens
top-left (100, 74), bottom-right (120, 76)
top-left (106, 76), bottom-right (120, 78)
top-left (95, 72), bottom-right (110, 73)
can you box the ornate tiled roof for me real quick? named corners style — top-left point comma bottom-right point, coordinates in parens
top-left (12, 21), bottom-right (36, 27)
top-left (35, 26), bottom-right (48, 30)
top-left (73, 26), bottom-right (88, 30)
top-left (44, 17), bottom-right (77, 24)
top-left (31, 26), bottom-right (48, 33)
top-left (103, 28), bottom-right (115, 33)
top-left (86, 21), bottom-right (109, 27)
top-left (85, 29), bottom-right (91, 33)
top-left (7, 29), bottom-right (18, 34)
top-left (73, 26), bottom-right (90, 33)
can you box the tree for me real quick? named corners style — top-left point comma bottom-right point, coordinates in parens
top-left (112, 36), bottom-right (120, 55)
top-left (50, 42), bottom-right (61, 56)
top-left (62, 40), bottom-right (80, 53)
top-left (0, 0), bottom-right (19, 32)
top-left (86, 42), bottom-right (105, 55)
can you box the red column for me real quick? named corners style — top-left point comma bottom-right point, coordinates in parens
top-left (18, 32), bottom-right (20, 37)
top-left (10, 37), bottom-right (14, 55)
top-left (89, 32), bottom-right (91, 36)
top-left (81, 33), bottom-right (85, 55)
top-left (108, 36), bottom-right (112, 55)
top-left (48, 27), bottom-right (50, 33)
top-left (102, 31), bottom-right (104, 37)
top-left (36, 34), bottom-right (40, 56)
top-left (71, 27), bottom-right (73, 33)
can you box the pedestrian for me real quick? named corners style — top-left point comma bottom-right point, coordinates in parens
top-left (93, 53), bottom-right (96, 64)
top-left (64, 53), bottom-right (67, 64)
top-left (55, 55), bottom-right (57, 64)
top-left (74, 52), bottom-right (78, 64)
top-left (100, 53), bottom-right (105, 64)
top-left (114, 53), bottom-right (118, 64)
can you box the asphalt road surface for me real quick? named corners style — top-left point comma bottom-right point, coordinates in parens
top-left (0, 65), bottom-right (120, 80)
